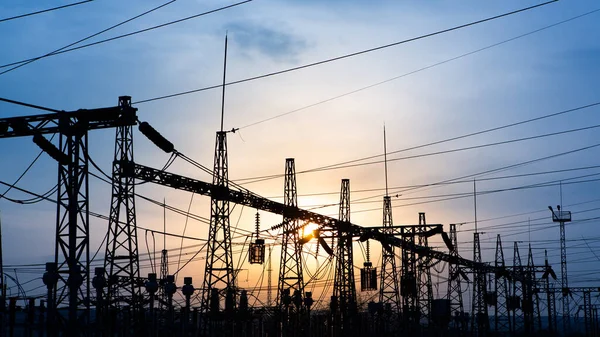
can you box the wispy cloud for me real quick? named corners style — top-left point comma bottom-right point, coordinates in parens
top-left (224, 21), bottom-right (308, 62)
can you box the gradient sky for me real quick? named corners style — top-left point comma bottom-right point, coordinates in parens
top-left (1, 0), bottom-right (600, 309)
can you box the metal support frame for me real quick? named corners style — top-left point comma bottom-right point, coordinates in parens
top-left (417, 212), bottom-right (433, 326)
top-left (447, 224), bottom-right (466, 335)
top-left (200, 131), bottom-right (236, 314)
top-left (333, 179), bottom-right (356, 335)
top-left (511, 242), bottom-right (524, 334)
top-left (544, 250), bottom-right (558, 334)
top-left (103, 96), bottom-right (141, 320)
top-left (560, 219), bottom-right (571, 334)
top-left (277, 158), bottom-right (305, 311)
top-left (379, 196), bottom-right (401, 317)
top-left (494, 235), bottom-right (511, 334)
top-left (54, 117), bottom-right (90, 336)
top-left (471, 232), bottom-right (488, 337)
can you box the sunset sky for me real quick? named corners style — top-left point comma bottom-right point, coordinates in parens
top-left (1, 0), bottom-right (600, 309)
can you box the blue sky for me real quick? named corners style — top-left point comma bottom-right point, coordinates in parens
top-left (1, 0), bottom-right (600, 308)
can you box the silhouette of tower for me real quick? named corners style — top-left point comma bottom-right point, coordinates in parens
top-left (447, 224), bottom-right (466, 334)
top-left (277, 158), bottom-right (305, 310)
top-left (104, 96), bottom-right (141, 316)
top-left (417, 212), bottom-right (433, 325)
top-left (471, 232), bottom-right (488, 337)
top-left (333, 179), bottom-right (357, 333)
top-left (200, 131), bottom-right (236, 314)
top-left (494, 235), bottom-right (511, 334)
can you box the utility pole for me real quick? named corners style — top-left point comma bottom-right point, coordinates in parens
top-left (104, 96), bottom-right (142, 327)
top-left (333, 179), bottom-right (357, 336)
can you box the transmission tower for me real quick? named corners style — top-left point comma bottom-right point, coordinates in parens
top-left (277, 158), bottom-right (305, 310)
top-left (417, 212), bottom-right (433, 326)
top-left (549, 205), bottom-right (571, 335)
top-left (526, 244), bottom-right (542, 333)
top-left (333, 179), bottom-right (357, 335)
top-left (471, 232), bottom-right (488, 337)
top-left (543, 250), bottom-right (558, 334)
top-left (511, 242), bottom-right (523, 334)
top-left (447, 224), bottom-right (466, 335)
top-left (200, 131), bottom-right (236, 315)
top-left (494, 235), bottom-right (511, 335)
top-left (104, 96), bottom-right (141, 316)
top-left (380, 196), bottom-right (401, 316)
top-left (267, 246), bottom-right (273, 307)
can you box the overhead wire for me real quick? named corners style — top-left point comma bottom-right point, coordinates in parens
top-left (0, 1), bottom-right (93, 23)
top-left (234, 101), bottom-right (600, 185)
top-left (0, 1), bottom-right (253, 72)
top-left (132, 0), bottom-right (558, 104)
top-left (0, 1), bottom-right (177, 76)
top-left (239, 8), bottom-right (600, 130)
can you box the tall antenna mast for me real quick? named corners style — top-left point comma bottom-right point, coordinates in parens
top-left (474, 179), bottom-right (478, 233)
top-left (163, 198), bottom-right (166, 249)
top-left (384, 124), bottom-right (389, 196)
top-left (220, 34), bottom-right (228, 132)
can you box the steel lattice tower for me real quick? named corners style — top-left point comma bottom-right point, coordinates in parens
top-left (583, 290), bottom-right (593, 337)
top-left (447, 224), bottom-right (466, 334)
top-left (379, 196), bottom-right (401, 315)
top-left (471, 232), bottom-right (488, 337)
top-left (417, 212), bottom-right (433, 326)
top-left (333, 179), bottom-right (357, 333)
top-left (401, 225), bottom-right (418, 332)
top-left (104, 96), bottom-right (141, 314)
top-left (526, 244), bottom-right (541, 333)
top-left (511, 242), bottom-right (523, 334)
top-left (54, 113), bottom-right (91, 336)
top-left (559, 219), bottom-right (570, 334)
top-left (544, 250), bottom-right (557, 334)
top-left (277, 158), bottom-right (304, 309)
top-left (494, 235), bottom-right (511, 335)
top-left (200, 131), bottom-right (236, 314)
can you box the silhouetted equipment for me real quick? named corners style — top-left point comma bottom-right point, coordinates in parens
top-left (361, 261), bottom-right (377, 292)
top-left (417, 213), bottom-right (434, 326)
top-left (138, 121), bottom-right (174, 153)
top-left (0, 96), bottom-right (138, 336)
top-left (249, 211), bottom-right (265, 265)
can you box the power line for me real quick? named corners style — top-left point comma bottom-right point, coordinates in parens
top-left (239, 8), bottom-right (600, 130)
top-left (0, 1), bottom-right (253, 71)
top-left (132, 0), bottom-right (558, 104)
top-left (0, 96), bottom-right (61, 113)
top-left (0, 0), bottom-right (177, 76)
top-left (234, 101), bottom-right (600, 184)
top-left (0, 1), bottom-right (93, 23)
top-left (268, 165), bottom-right (600, 199)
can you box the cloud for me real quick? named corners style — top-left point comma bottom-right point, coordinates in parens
top-left (224, 21), bottom-right (308, 62)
